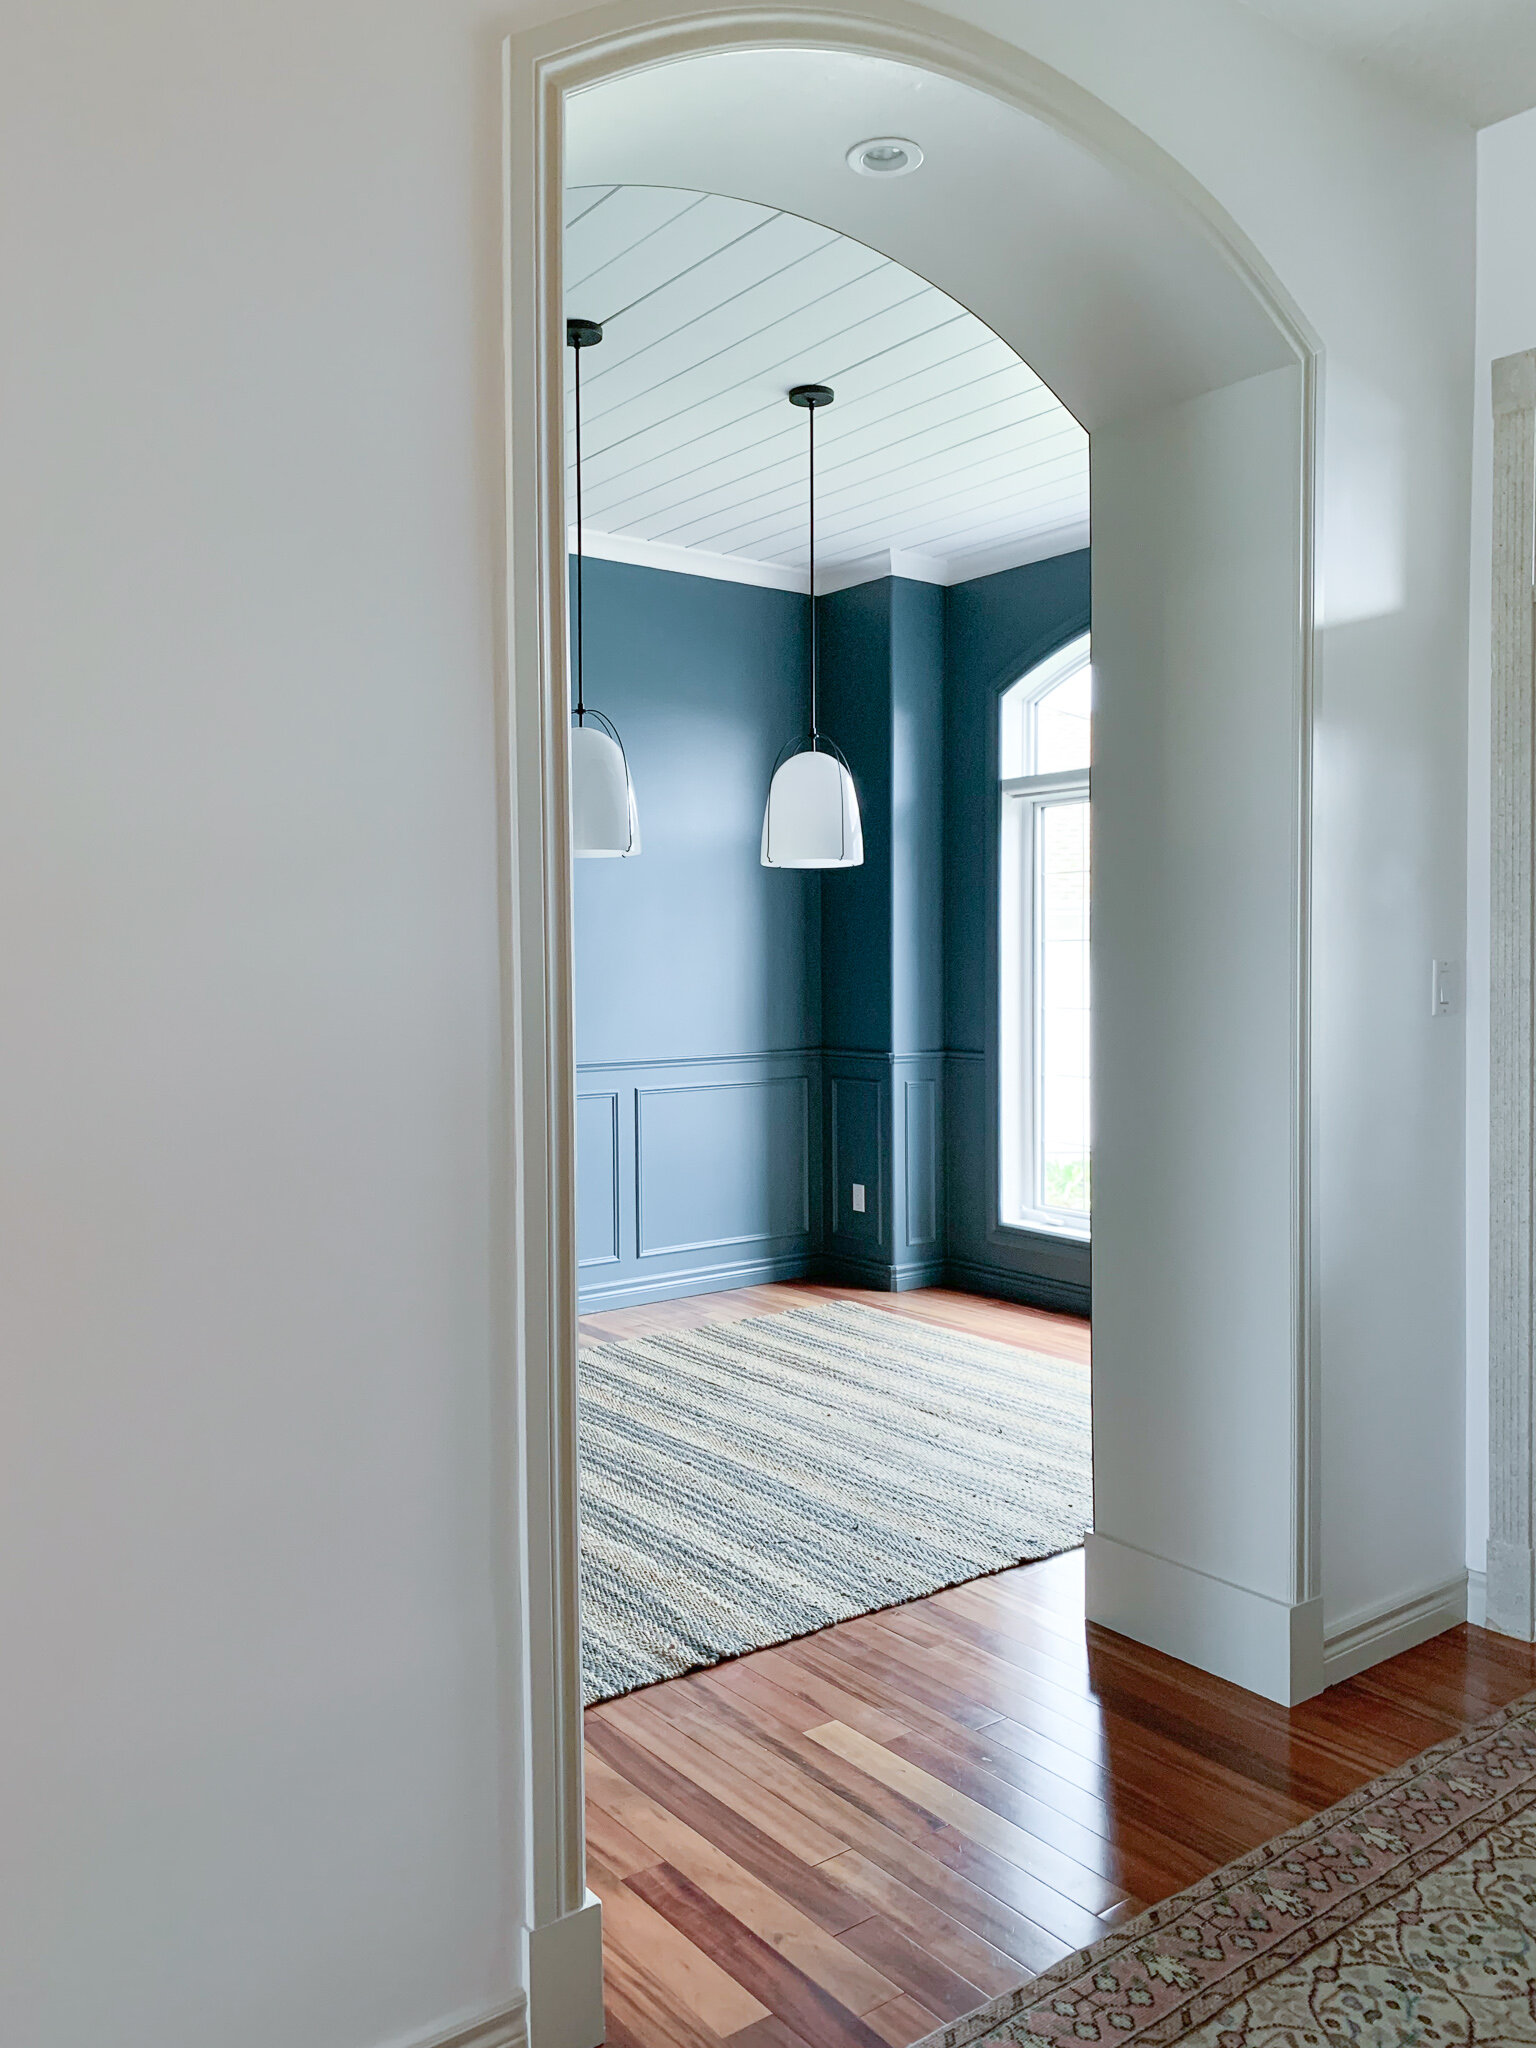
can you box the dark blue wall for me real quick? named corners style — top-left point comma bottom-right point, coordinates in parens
top-left (818, 581), bottom-right (894, 1055)
top-left (819, 579), bottom-right (948, 1292)
top-left (817, 575), bottom-right (946, 1058)
top-left (572, 550), bottom-right (1092, 1314)
top-left (942, 550), bottom-right (1092, 1312)
top-left (572, 559), bottom-right (824, 1307)
top-left (891, 579), bottom-right (947, 1058)
top-left (573, 557), bottom-right (817, 1066)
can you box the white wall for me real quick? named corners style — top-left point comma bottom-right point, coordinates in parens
top-left (0, 6), bottom-right (516, 2046)
top-left (0, 1), bottom-right (1478, 2044)
top-left (1465, 104), bottom-right (1536, 1594)
top-left (947, 0), bottom-right (1475, 1650)
top-left (1089, 367), bottom-right (1310, 1701)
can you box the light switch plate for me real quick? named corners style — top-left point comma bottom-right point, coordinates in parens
top-left (851, 1183), bottom-right (866, 1214)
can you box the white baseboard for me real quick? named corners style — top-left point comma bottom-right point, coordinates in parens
top-left (1468, 1568), bottom-right (1487, 1629)
top-left (1084, 1533), bottom-right (1325, 1705)
top-left (526, 1894), bottom-right (604, 2048)
top-left (1321, 1573), bottom-right (1467, 1684)
top-left (402, 1996), bottom-right (527, 2048)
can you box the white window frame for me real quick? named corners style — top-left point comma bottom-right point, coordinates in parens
top-left (999, 636), bottom-right (1091, 1239)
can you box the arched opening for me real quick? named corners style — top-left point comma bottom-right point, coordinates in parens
top-left (501, 13), bottom-right (1319, 2038)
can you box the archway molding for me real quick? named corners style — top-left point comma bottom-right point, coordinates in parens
top-left (496, 9), bottom-right (1320, 2042)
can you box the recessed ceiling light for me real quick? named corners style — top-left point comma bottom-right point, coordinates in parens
top-left (846, 137), bottom-right (924, 178)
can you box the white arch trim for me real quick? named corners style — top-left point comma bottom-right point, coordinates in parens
top-left (497, 7), bottom-right (1320, 2040)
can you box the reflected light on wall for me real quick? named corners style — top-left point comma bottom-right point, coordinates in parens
top-left (1318, 371), bottom-right (1407, 628)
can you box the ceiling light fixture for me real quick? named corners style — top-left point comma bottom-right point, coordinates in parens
top-left (846, 136), bottom-right (924, 177)
top-left (761, 385), bottom-right (864, 871)
top-left (567, 316), bottom-right (640, 858)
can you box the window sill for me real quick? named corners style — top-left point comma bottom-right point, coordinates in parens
top-left (999, 1213), bottom-right (1091, 1245)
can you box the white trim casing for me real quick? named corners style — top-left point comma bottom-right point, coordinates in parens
top-left (1000, 771), bottom-right (1092, 1238)
top-left (999, 635), bottom-right (1094, 1240)
top-left (501, 21), bottom-right (593, 2029)
top-left (526, 1894), bottom-right (605, 2048)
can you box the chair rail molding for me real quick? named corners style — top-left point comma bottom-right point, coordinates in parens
top-left (1489, 347), bottom-right (1536, 1640)
top-left (500, 3), bottom-right (1322, 2037)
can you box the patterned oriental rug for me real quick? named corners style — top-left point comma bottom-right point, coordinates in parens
top-left (577, 1300), bottom-right (1092, 1705)
top-left (913, 1689), bottom-right (1536, 2048)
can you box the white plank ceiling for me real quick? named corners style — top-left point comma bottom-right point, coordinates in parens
top-left (564, 185), bottom-right (1089, 592)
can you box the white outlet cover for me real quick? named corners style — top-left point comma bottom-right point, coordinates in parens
top-left (851, 1183), bottom-right (866, 1214)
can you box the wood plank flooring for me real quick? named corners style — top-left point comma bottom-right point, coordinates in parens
top-left (581, 1285), bottom-right (1535, 2048)
top-left (580, 1281), bottom-right (1090, 1366)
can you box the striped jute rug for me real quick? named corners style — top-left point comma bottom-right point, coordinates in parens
top-left (577, 1298), bottom-right (1091, 1705)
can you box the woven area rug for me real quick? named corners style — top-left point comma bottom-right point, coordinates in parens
top-left (577, 1299), bottom-right (1091, 1704)
top-left (913, 1688), bottom-right (1536, 2048)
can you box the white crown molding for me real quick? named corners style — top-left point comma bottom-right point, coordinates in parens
top-left (569, 525), bottom-right (805, 589)
top-left (570, 525), bottom-right (1092, 594)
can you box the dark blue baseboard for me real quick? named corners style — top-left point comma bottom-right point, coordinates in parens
top-left (580, 1251), bottom-right (1089, 1316)
top-left (817, 1251), bottom-right (950, 1294)
top-left (943, 1257), bottom-right (1092, 1319)
top-left (577, 1251), bottom-right (821, 1313)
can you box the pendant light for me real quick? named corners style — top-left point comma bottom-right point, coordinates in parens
top-left (568, 316), bottom-right (640, 858)
top-left (761, 384), bottom-right (864, 869)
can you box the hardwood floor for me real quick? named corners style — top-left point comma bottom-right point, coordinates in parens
top-left (581, 1285), bottom-right (1534, 2048)
top-left (580, 1280), bottom-right (1090, 1366)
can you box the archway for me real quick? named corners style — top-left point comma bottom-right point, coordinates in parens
top-left (499, 10), bottom-right (1319, 2041)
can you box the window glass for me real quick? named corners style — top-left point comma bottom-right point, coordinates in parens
top-left (1036, 796), bottom-right (1090, 1215)
top-left (1033, 665), bottom-right (1092, 776)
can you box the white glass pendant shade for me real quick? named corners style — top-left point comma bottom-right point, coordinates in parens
top-left (763, 383), bottom-right (861, 871)
top-left (571, 721), bottom-right (640, 857)
top-left (760, 747), bottom-right (863, 868)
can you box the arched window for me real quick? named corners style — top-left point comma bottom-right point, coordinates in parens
top-left (999, 633), bottom-right (1091, 1235)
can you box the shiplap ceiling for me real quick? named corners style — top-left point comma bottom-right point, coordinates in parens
top-left (564, 185), bottom-right (1089, 593)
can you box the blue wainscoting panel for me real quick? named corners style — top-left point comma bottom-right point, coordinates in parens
top-left (887, 1053), bottom-right (946, 1287)
top-left (829, 1071), bottom-right (884, 1249)
top-left (823, 1053), bottom-right (946, 1289)
top-left (576, 1091), bottom-right (620, 1268)
top-left (904, 1076), bottom-right (940, 1248)
top-left (578, 1053), bottom-right (820, 1309)
top-left (638, 1075), bottom-right (810, 1255)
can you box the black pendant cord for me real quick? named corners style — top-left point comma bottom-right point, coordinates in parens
top-left (808, 397), bottom-right (818, 747)
top-left (573, 335), bottom-right (586, 727)
top-left (789, 383), bottom-right (833, 747)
